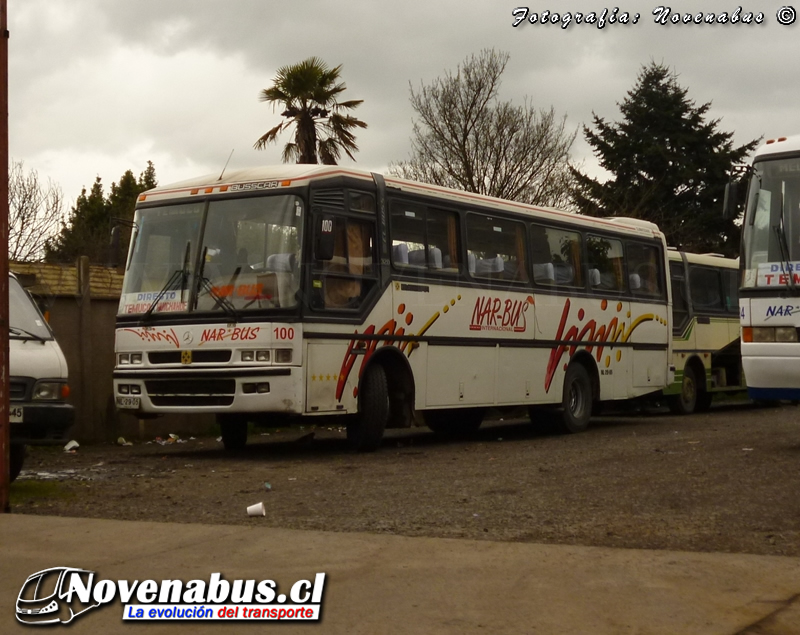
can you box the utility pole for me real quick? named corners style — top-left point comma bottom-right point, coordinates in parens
top-left (0, 0), bottom-right (10, 513)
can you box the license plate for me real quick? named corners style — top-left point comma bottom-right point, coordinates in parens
top-left (10, 406), bottom-right (23, 422)
top-left (116, 396), bottom-right (141, 409)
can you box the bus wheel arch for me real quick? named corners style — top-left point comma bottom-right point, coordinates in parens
top-left (669, 355), bottom-right (707, 415)
top-left (669, 356), bottom-right (707, 415)
top-left (559, 353), bottom-right (596, 433)
top-left (375, 348), bottom-right (416, 429)
top-left (217, 413), bottom-right (249, 450)
top-left (348, 349), bottom-right (411, 452)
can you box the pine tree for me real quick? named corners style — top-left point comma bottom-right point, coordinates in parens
top-left (571, 62), bottom-right (758, 255)
top-left (45, 162), bottom-right (157, 264)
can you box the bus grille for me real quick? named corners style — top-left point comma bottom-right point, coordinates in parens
top-left (145, 378), bottom-right (236, 407)
top-left (311, 188), bottom-right (345, 209)
top-left (148, 350), bottom-right (232, 364)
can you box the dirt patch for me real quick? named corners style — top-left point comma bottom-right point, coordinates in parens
top-left (11, 402), bottom-right (800, 556)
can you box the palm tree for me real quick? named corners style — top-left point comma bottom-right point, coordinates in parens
top-left (254, 57), bottom-right (368, 165)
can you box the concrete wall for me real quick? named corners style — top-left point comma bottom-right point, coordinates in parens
top-left (49, 298), bottom-right (215, 442)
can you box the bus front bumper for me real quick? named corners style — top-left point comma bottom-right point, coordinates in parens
top-left (113, 367), bottom-right (306, 415)
top-left (743, 354), bottom-right (800, 401)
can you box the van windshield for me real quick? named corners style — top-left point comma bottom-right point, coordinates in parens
top-left (9, 276), bottom-right (52, 340)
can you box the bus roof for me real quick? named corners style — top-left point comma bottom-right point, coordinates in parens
top-left (668, 250), bottom-right (739, 269)
top-left (754, 134), bottom-right (800, 159)
top-left (139, 165), bottom-right (666, 240)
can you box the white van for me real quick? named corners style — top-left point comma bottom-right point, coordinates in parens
top-left (8, 273), bottom-right (74, 481)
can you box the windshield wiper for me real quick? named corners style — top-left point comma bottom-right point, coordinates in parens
top-left (194, 246), bottom-right (240, 322)
top-left (9, 326), bottom-right (47, 342)
top-left (773, 189), bottom-right (798, 293)
top-left (139, 241), bottom-right (192, 324)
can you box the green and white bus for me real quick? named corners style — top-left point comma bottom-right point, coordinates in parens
top-left (664, 250), bottom-right (744, 413)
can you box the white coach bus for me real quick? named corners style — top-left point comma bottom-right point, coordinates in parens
top-left (664, 250), bottom-right (744, 413)
top-left (734, 134), bottom-right (800, 401)
top-left (114, 166), bottom-right (673, 451)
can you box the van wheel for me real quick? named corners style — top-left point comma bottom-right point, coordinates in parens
top-left (424, 408), bottom-right (484, 437)
top-left (218, 414), bottom-right (248, 450)
top-left (669, 366), bottom-right (698, 415)
top-left (347, 364), bottom-right (388, 452)
top-left (9, 444), bottom-right (25, 482)
top-left (559, 363), bottom-right (592, 433)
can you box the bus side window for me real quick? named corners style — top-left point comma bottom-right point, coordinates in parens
top-left (722, 269), bottom-right (739, 313)
top-left (626, 242), bottom-right (663, 297)
top-left (587, 235), bottom-right (625, 292)
top-left (531, 225), bottom-right (582, 287)
top-left (391, 203), bottom-right (425, 270)
top-left (390, 203), bottom-right (459, 273)
top-left (428, 208), bottom-right (459, 271)
top-left (689, 266), bottom-right (723, 312)
top-left (317, 217), bottom-right (375, 310)
top-left (466, 214), bottom-right (528, 283)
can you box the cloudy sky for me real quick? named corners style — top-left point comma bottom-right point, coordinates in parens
top-left (8, 0), bottom-right (799, 208)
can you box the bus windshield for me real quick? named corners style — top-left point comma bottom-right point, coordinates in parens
top-left (119, 194), bottom-right (304, 315)
top-left (742, 156), bottom-right (800, 289)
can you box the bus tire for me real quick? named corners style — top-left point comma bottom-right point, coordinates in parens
top-left (9, 443), bottom-right (25, 482)
top-left (424, 408), bottom-right (484, 437)
top-left (669, 366), bottom-right (698, 415)
top-left (218, 414), bottom-right (248, 451)
top-left (559, 363), bottom-right (592, 433)
top-left (348, 363), bottom-right (389, 452)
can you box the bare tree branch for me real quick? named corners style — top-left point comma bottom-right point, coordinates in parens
top-left (8, 160), bottom-right (65, 262)
top-left (391, 49), bottom-right (577, 210)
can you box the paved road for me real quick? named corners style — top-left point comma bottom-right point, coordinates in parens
top-left (3, 514), bottom-right (800, 634)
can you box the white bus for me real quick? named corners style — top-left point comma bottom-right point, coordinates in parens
top-left (664, 250), bottom-right (744, 413)
top-left (735, 134), bottom-right (800, 400)
top-left (114, 166), bottom-right (673, 451)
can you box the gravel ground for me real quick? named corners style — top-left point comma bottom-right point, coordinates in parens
top-left (10, 400), bottom-right (800, 556)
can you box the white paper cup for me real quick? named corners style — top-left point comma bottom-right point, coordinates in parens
top-left (247, 502), bottom-right (266, 517)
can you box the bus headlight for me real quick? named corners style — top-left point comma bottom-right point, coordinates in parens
top-left (275, 349), bottom-right (292, 364)
top-left (750, 327), bottom-right (775, 342)
top-left (117, 353), bottom-right (143, 365)
top-left (745, 326), bottom-right (799, 342)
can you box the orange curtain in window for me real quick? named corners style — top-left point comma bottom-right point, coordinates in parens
top-left (447, 213), bottom-right (459, 266)
top-left (571, 239), bottom-right (583, 286)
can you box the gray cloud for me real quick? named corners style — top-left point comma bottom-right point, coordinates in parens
top-left (9, 0), bottom-right (798, 201)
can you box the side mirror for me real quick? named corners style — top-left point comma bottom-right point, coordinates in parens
top-left (722, 181), bottom-right (737, 220)
top-left (315, 215), bottom-right (335, 261)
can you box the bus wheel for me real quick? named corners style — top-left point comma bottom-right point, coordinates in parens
top-left (9, 443), bottom-right (25, 482)
top-left (424, 408), bottom-right (484, 437)
top-left (559, 363), bottom-right (592, 433)
top-left (669, 366), bottom-right (697, 415)
top-left (348, 364), bottom-right (389, 452)
top-left (218, 414), bottom-right (248, 450)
